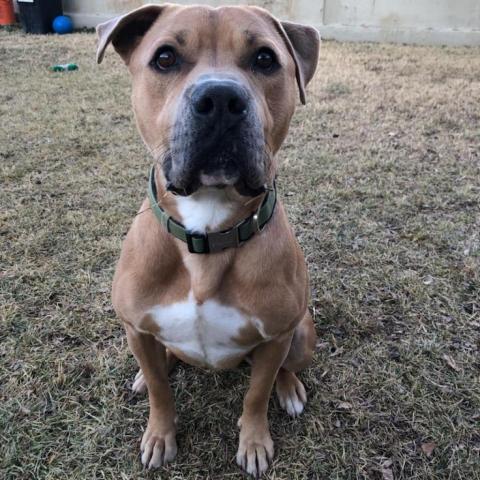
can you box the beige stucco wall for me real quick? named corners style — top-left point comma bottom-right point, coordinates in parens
top-left (61, 0), bottom-right (323, 24)
top-left (321, 0), bottom-right (480, 45)
top-left (58, 0), bottom-right (480, 46)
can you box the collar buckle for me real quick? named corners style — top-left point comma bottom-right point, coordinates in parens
top-left (185, 231), bottom-right (209, 254)
top-left (185, 228), bottom-right (241, 254)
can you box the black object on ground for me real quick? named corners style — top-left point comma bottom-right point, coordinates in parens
top-left (17, 0), bottom-right (62, 34)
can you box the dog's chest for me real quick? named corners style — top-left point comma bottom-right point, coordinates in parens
top-left (149, 293), bottom-right (267, 368)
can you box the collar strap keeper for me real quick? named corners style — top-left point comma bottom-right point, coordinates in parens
top-left (147, 166), bottom-right (277, 254)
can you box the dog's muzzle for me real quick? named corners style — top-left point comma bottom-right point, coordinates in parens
top-left (164, 75), bottom-right (268, 197)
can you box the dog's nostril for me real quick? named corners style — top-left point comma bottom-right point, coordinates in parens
top-left (195, 96), bottom-right (214, 115)
top-left (190, 80), bottom-right (249, 121)
top-left (228, 97), bottom-right (247, 116)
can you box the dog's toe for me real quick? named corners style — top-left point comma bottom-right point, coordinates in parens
top-left (132, 351), bottom-right (178, 395)
top-left (236, 421), bottom-right (273, 478)
top-left (236, 441), bottom-right (273, 478)
top-left (275, 370), bottom-right (307, 418)
top-left (132, 369), bottom-right (147, 394)
top-left (141, 424), bottom-right (177, 469)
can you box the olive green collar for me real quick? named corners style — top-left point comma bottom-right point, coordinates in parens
top-left (147, 166), bottom-right (277, 254)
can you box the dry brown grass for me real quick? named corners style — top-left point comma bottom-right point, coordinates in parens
top-left (1, 27), bottom-right (479, 480)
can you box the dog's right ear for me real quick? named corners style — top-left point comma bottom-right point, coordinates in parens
top-left (96, 4), bottom-right (167, 64)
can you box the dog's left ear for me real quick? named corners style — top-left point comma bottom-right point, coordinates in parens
top-left (96, 4), bottom-right (168, 64)
top-left (277, 21), bottom-right (320, 105)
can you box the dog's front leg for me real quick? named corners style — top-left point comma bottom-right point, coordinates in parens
top-left (237, 333), bottom-right (293, 477)
top-left (125, 323), bottom-right (177, 469)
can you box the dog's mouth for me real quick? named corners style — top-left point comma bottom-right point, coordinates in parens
top-left (163, 148), bottom-right (268, 197)
top-left (165, 170), bottom-right (236, 196)
top-left (165, 172), bottom-right (267, 197)
top-left (198, 171), bottom-right (237, 188)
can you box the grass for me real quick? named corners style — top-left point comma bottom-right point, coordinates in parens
top-left (1, 28), bottom-right (479, 480)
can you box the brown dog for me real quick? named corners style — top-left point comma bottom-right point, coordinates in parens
top-left (96, 3), bottom-right (319, 477)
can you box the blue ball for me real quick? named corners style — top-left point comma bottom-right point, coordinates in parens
top-left (52, 15), bottom-right (73, 35)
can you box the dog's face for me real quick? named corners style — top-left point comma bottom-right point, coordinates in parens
top-left (97, 4), bottom-right (319, 196)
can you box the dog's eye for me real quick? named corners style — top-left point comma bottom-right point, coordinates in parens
top-left (152, 47), bottom-right (177, 71)
top-left (253, 48), bottom-right (277, 72)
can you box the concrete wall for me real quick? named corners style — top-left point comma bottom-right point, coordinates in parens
top-left (320, 0), bottom-right (480, 46)
top-left (56, 0), bottom-right (480, 46)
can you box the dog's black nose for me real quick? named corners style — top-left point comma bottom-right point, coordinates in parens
top-left (191, 79), bottom-right (248, 128)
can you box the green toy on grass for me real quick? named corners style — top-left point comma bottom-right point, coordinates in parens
top-left (50, 63), bottom-right (78, 72)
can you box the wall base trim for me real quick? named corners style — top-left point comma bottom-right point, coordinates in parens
top-left (317, 23), bottom-right (480, 46)
top-left (67, 12), bottom-right (480, 47)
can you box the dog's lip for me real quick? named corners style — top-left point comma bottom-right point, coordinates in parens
top-left (164, 156), bottom-right (266, 197)
top-left (166, 176), bottom-right (266, 197)
top-left (233, 178), bottom-right (268, 197)
top-left (199, 171), bottom-right (239, 188)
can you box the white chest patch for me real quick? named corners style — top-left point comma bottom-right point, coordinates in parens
top-left (149, 292), bottom-right (266, 368)
top-left (175, 188), bottom-right (234, 234)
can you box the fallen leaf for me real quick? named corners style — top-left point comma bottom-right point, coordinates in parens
top-left (337, 401), bottom-right (352, 410)
top-left (19, 405), bottom-right (31, 415)
top-left (423, 275), bottom-right (434, 285)
top-left (443, 354), bottom-right (460, 372)
top-left (329, 346), bottom-right (344, 357)
top-left (421, 442), bottom-right (436, 457)
top-left (381, 467), bottom-right (394, 480)
top-left (316, 341), bottom-right (330, 351)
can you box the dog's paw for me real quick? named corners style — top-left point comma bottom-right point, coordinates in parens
top-left (140, 421), bottom-right (177, 469)
top-left (236, 420), bottom-right (273, 478)
top-left (132, 351), bottom-right (178, 395)
top-left (275, 370), bottom-right (307, 417)
top-left (132, 369), bottom-right (147, 394)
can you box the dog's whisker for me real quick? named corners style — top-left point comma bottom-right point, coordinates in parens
top-left (135, 205), bottom-right (152, 217)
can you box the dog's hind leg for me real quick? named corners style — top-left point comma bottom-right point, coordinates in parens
top-left (276, 310), bottom-right (316, 417)
top-left (132, 348), bottom-right (178, 394)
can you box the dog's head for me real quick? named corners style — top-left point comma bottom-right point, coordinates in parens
top-left (97, 3), bottom-right (319, 196)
